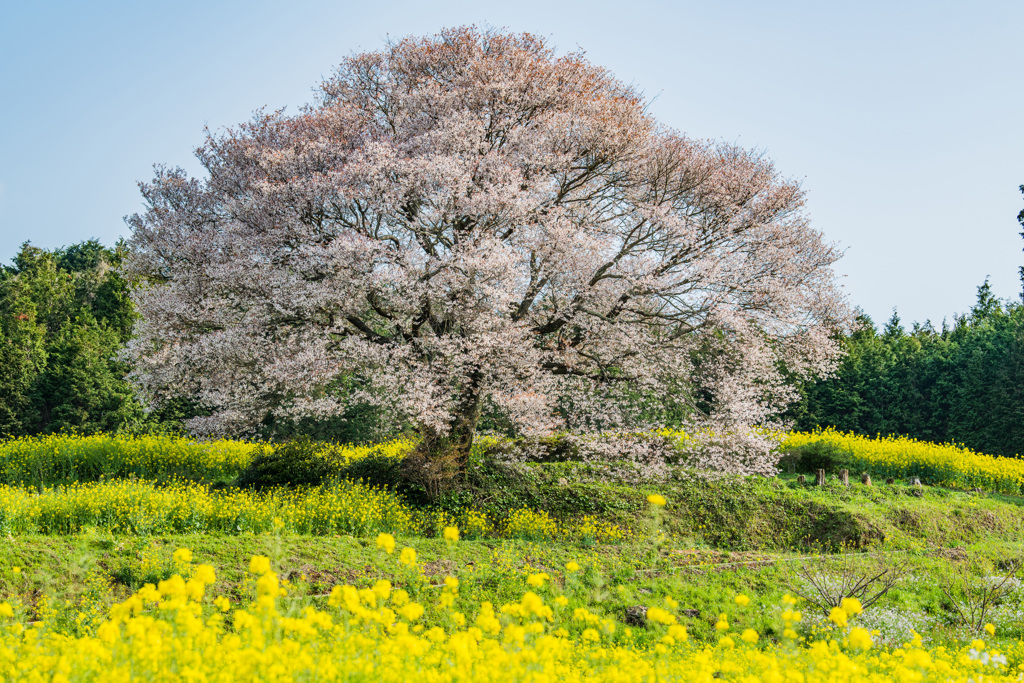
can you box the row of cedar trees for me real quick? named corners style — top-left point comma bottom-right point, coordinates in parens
top-left (2, 197), bottom-right (1024, 457)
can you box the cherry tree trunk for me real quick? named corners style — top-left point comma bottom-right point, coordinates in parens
top-left (416, 373), bottom-right (485, 476)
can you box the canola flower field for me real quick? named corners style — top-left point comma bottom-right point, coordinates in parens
top-left (0, 433), bottom-right (413, 488)
top-left (4, 429), bottom-right (1023, 493)
top-left (1, 538), bottom-right (1020, 682)
top-left (782, 428), bottom-right (1024, 494)
top-left (2, 432), bottom-right (1024, 680)
top-left (0, 479), bottom-right (623, 543)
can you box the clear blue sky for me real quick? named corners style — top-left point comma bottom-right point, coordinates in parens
top-left (1, 0), bottom-right (1021, 326)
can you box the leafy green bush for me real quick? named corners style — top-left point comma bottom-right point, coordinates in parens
top-left (337, 452), bottom-right (407, 490)
top-left (235, 438), bottom-right (337, 489)
top-left (781, 440), bottom-right (852, 474)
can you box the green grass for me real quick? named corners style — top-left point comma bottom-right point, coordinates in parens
top-left (3, 434), bottom-right (1024, 650)
top-left (1, 527), bottom-right (1020, 647)
top-left (461, 460), bottom-right (1024, 552)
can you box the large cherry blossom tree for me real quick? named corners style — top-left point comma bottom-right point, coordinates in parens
top-left (123, 27), bottom-right (849, 472)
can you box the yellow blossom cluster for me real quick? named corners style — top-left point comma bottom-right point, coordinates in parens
top-left (501, 508), bottom-right (626, 544)
top-left (0, 433), bottom-right (257, 486)
top-left (0, 480), bottom-right (634, 544)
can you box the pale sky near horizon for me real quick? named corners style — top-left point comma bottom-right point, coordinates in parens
top-left (1, 0), bottom-right (1021, 327)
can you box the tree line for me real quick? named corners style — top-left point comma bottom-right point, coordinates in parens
top-left (788, 286), bottom-right (1024, 457)
top-left (789, 186), bottom-right (1024, 457)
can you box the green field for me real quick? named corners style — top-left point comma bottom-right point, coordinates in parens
top-left (2, 433), bottom-right (1024, 680)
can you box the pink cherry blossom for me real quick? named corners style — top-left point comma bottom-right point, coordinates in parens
top-left (123, 27), bottom-right (850, 474)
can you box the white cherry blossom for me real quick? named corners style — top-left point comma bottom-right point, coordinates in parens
top-left (123, 27), bottom-right (849, 472)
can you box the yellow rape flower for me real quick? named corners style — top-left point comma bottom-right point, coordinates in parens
top-left (192, 564), bottom-right (216, 585)
top-left (248, 555), bottom-right (272, 575)
top-left (840, 597), bottom-right (863, 615)
top-left (646, 607), bottom-right (676, 625)
top-left (849, 627), bottom-right (872, 650)
top-left (526, 572), bottom-right (549, 587)
top-left (399, 602), bottom-right (424, 621)
top-left (376, 533), bottom-right (396, 554)
top-left (96, 621), bottom-right (119, 644)
top-left (667, 624), bottom-right (688, 642)
top-left (399, 547), bottom-right (417, 566)
top-left (373, 579), bottom-right (392, 600)
top-left (646, 494), bottom-right (667, 507)
top-left (443, 526), bottom-right (460, 542)
top-left (256, 572), bottom-right (279, 598)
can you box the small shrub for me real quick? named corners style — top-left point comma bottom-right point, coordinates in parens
top-left (111, 540), bottom-right (180, 589)
top-left (415, 507), bottom-right (494, 539)
top-left (457, 509), bottom-right (492, 540)
top-left (786, 551), bottom-right (909, 615)
top-left (235, 438), bottom-right (337, 489)
top-left (399, 448), bottom-right (463, 503)
top-left (941, 556), bottom-right (1021, 633)
top-left (567, 515), bottom-right (627, 546)
top-left (337, 453), bottom-right (405, 489)
top-left (782, 441), bottom-right (852, 474)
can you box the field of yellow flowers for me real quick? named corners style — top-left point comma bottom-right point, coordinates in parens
top-left (5, 428), bottom-right (1023, 493)
top-left (0, 479), bottom-right (623, 543)
top-left (0, 432), bottom-right (414, 488)
top-left (1, 431), bottom-right (1024, 680)
top-left (2, 538), bottom-right (1022, 682)
top-left (782, 428), bottom-right (1024, 494)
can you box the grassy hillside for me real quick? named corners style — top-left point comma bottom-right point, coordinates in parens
top-left (2, 470), bottom-right (1023, 643)
top-left (2, 432), bottom-right (1024, 680)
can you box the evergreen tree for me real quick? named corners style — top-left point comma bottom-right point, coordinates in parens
top-left (0, 241), bottom-right (153, 436)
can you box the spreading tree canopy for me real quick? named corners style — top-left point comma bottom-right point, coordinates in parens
top-left (124, 27), bottom-right (849, 470)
